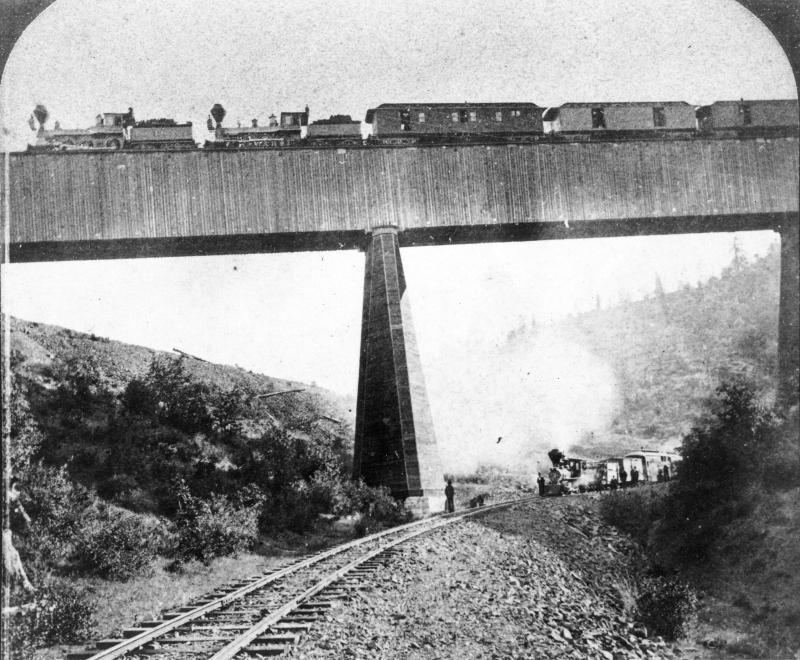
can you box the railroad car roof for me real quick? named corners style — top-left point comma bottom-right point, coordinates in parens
top-left (556, 101), bottom-right (693, 108)
top-left (708, 98), bottom-right (798, 104)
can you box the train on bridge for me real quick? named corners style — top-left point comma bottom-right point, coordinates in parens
top-left (28, 98), bottom-right (798, 152)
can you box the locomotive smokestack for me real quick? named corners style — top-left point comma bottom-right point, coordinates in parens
top-left (210, 103), bottom-right (226, 128)
top-left (33, 104), bottom-right (48, 134)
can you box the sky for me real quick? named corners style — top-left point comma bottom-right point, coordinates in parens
top-left (1, 0), bottom-right (795, 472)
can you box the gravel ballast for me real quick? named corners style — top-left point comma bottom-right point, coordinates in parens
top-left (285, 497), bottom-right (677, 659)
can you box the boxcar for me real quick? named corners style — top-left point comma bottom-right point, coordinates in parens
top-left (698, 99), bottom-right (799, 132)
top-left (544, 101), bottom-right (696, 134)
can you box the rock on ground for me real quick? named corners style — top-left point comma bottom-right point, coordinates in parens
top-left (285, 497), bottom-right (676, 659)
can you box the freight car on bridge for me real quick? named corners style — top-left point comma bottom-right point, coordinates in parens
top-left (543, 99), bottom-right (799, 139)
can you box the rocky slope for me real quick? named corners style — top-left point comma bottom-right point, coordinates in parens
top-left (287, 497), bottom-right (677, 660)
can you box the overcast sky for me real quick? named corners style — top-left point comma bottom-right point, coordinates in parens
top-left (1, 0), bottom-right (795, 470)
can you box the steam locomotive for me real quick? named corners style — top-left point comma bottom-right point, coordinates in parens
top-left (542, 449), bottom-right (681, 496)
top-left (28, 98), bottom-right (798, 152)
top-left (29, 105), bottom-right (195, 151)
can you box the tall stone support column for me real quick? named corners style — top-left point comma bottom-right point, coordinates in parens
top-left (353, 226), bottom-right (445, 515)
top-left (778, 219), bottom-right (799, 410)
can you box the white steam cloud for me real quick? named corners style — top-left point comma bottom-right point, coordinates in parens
top-left (425, 327), bottom-right (620, 475)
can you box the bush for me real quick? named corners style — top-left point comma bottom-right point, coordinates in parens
top-left (73, 509), bottom-right (167, 580)
top-left (259, 488), bottom-right (319, 535)
top-left (52, 350), bottom-right (107, 411)
top-left (635, 575), bottom-right (698, 640)
top-left (677, 380), bottom-right (777, 496)
top-left (599, 490), bottom-right (661, 547)
top-left (8, 375), bottom-right (44, 476)
top-left (4, 582), bottom-right (95, 659)
top-left (173, 482), bottom-right (259, 563)
top-left (122, 357), bottom-right (211, 433)
top-left (16, 463), bottom-right (93, 569)
top-left (121, 377), bottom-right (152, 414)
top-left (653, 379), bottom-right (781, 566)
top-left (96, 473), bottom-right (139, 500)
top-left (346, 481), bottom-right (404, 525)
top-left (209, 385), bottom-right (250, 439)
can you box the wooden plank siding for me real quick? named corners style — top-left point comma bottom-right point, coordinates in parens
top-left (5, 137), bottom-right (798, 261)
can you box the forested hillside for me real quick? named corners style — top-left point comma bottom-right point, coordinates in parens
top-left (9, 317), bottom-right (356, 509)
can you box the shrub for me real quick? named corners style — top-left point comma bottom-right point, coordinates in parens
top-left (173, 482), bottom-right (259, 563)
top-left (599, 490), bottom-right (661, 547)
top-left (4, 582), bottom-right (95, 659)
top-left (209, 385), bottom-right (251, 439)
top-left (121, 377), bottom-right (152, 415)
top-left (677, 380), bottom-right (776, 496)
top-left (52, 350), bottom-right (107, 411)
top-left (8, 376), bottom-right (44, 476)
top-left (259, 488), bottom-right (319, 535)
top-left (635, 575), bottom-right (698, 640)
top-left (653, 379), bottom-right (781, 566)
top-left (347, 482), bottom-right (403, 523)
top-left (73, 509), bottom-right (166, 580)
top-left (96, 473), bottom-right (139, 500)
top-left (16, 463), bottom-right (93, 569)
top-left (123, 357), bottom-right (211, 433)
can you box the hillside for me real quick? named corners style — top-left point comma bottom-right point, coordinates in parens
top-left (544, 246), bottom-right (780, 456)
top-left (10, 316), bottom-right (354, 413)
top-left (9, 316), bottom-right (356, 508)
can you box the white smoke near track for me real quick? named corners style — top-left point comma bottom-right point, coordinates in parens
top-left (425, 327), bottom-right (620, 475)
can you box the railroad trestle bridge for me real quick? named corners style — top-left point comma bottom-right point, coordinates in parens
top-left (3, 136), bottom-right (798, 512)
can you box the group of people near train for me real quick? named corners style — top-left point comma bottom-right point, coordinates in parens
top-left (600, 463), bottom-right (672, 491)
top-left (535, 462), bottom-right (672, 495)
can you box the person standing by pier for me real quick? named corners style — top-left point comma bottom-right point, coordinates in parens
top-left (445, 480), bottom-right (455, 513)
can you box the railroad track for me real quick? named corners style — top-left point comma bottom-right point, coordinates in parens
top-left (67, 496), bottom-right (535, 660)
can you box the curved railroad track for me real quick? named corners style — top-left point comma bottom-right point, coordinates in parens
top-left (67, 496), bottom-right (535, 660)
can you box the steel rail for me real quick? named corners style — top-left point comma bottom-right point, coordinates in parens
top-left (76, 502), bottom-right (498, 660)
top-left (210, 496), bottom-right (536, 660)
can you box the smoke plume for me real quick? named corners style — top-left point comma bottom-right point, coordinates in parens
top-left (425, 327), bottom-right (620, 475)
